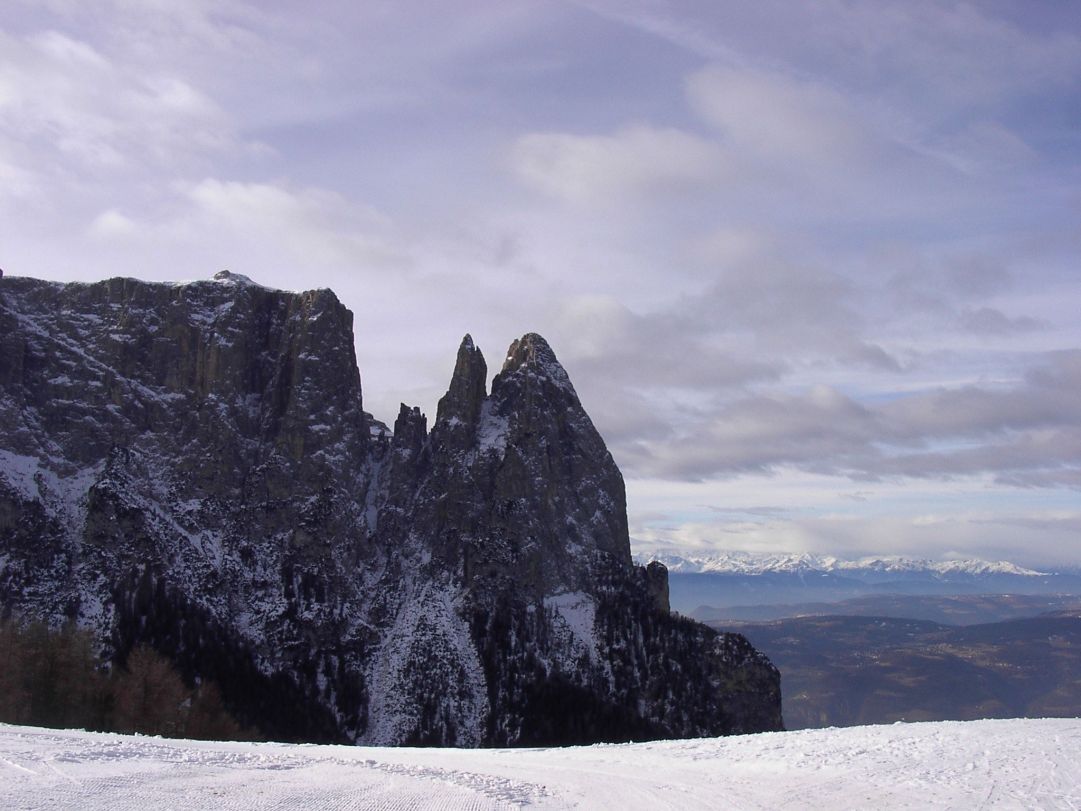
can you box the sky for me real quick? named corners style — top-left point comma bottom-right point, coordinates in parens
top-left (1, 1), bottom-right (1079, 567)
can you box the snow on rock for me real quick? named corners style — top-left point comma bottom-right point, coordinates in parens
top-left (211, 270), bottom-right (260, 287)
top-left (2, 718), bottom-right (1081, 810)
top-left (543, 591), bottom-right (598, 663)
top-left (0, 450), bottom-right (42, 502)
top-left (474, 400), bottom-right (510, 456)
top-left (364, 580), bottom-right (490, 747)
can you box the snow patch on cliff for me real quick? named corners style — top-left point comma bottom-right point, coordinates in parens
top-left (364, 579), bottom-right (489, 746)
top-left (475, 401), bottom-right (509, 457)
top-left (0, 450), bottom-right (42, 501)
top-left (544, 590), bottom-right (597, 664)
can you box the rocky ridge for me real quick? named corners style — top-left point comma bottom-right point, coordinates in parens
top-left (0, 272), bottom-right (782, 745)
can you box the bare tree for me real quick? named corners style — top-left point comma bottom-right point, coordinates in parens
top-left (112, 645), bottom-right (189, 736)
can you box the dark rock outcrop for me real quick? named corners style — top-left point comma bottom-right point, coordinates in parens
top-left (0, 273), bottom-right (782, 744)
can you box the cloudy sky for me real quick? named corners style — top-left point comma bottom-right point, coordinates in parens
top-left (2, 1), bottom-right (1079, 566)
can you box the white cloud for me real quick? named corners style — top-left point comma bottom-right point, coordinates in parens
top-left (510, 125), bottom-right (727, 205)
top-left (583, 0), bottom-right (1081, 117)
top-left (0, 26), bottom-right (243, 214)
top-left (634, 508), bottom-right (1081, 569)
top-left (926, 121), bottom-right (1038, 177)
top-left (609, 350), bottom-right (1081, 489)
top-left (184, 179), bottom-right (407, 269)
top-left (627, 473), bottom-right (1081, 567)
top-left (685, 66), bottom-right (870, 166)
top-left (87, 208), bottom-right (137, 239)
top-left (31, 28), bottom-right (109, 68)
top-left (73, 178), bottom-right (413, 279)
top-left (685, 227), bottom-right (766, 268)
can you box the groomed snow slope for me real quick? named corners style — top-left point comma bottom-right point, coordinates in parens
top-left (2, 719), bottom-right (1079, 810)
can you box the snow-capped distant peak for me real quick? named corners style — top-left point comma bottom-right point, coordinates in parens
top-left (639, 551), bottom-right (1049, 577)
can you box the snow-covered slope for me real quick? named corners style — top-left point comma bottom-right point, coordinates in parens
top-left (2, 719), bottom-right (1079, 809)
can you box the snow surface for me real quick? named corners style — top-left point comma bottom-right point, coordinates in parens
top-left (2, 718), bottom-right (1079, 809)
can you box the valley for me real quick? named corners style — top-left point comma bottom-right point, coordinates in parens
top-left (710, 606), bottom-right (1081, 729)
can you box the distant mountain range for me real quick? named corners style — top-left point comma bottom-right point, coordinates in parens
top-left (647, 551), bottom-right (1081, 732)
top-left (648, 551), bottom-right (1050, 577)
top-left (640, 552), bottom-right (1081, 617)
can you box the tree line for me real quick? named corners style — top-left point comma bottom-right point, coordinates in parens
top-left (0, 620), bottom-right (256, 741)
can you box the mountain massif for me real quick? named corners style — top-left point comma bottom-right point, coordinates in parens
top-left (0, 271), bottom-right (782, 745)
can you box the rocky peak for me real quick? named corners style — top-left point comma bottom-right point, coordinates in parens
top-left (434, 334), bottom-right (487, 430)
top-left (499, 332), bottom-right (575, 392)
top-left (391, 404), bottom-right (427, 456)
top-left (643, 561), bottom-right (671, 613)
top-left (1, 274), bottom-right (783, 747)
top-left (501, 332), bottom-right (551, 371)
top-left (424, 331), bottom-right (635, 593)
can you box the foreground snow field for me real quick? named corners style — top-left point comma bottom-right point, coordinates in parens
top-left (2, 718), bottom-right (1079, 810)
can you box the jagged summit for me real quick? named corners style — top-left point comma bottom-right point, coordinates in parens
top-left (502, 332), bottom-right (546, 370)
top-left (435, 334), bottom-right (488, 430)
top-left (502, 331), bottom-right (562, 373)
top-left (497, 331), bottom-right (577, 397)
top-left (1, 274), bottom-right (782, 747)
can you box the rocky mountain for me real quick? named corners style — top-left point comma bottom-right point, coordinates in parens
top-left (0, 271), bottom-right (782, 746)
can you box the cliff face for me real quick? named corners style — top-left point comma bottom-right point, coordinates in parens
top-left (0, 272), bottom-right (782, 745)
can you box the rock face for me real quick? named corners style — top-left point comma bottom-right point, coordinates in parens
top-left (0, 272), bottom-right (783, 745)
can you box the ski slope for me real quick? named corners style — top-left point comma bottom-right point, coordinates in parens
top-left (2, 718), bottom-right (1079, 809)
